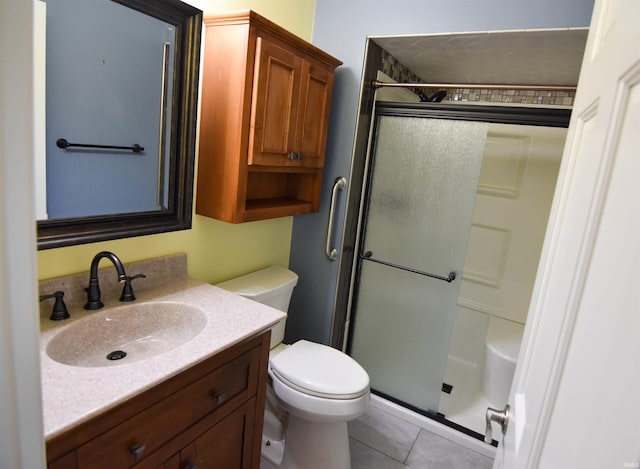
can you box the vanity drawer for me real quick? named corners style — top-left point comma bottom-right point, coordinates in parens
top-left (76, 345), bottom-right (261, 469)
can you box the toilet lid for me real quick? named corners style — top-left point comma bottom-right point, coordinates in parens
top-left (269, 340), bottom-right (369, 399)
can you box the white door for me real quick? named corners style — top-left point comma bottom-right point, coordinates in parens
top-left (495, 0), bottom-right (640, 467)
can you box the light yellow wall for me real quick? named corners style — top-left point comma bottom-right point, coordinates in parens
top-left (37, 0), bottom-right (317, 284)
top-left (187, 0), bottom-right (316, 39)
top-left (37, 216), bottom-right (293, 284)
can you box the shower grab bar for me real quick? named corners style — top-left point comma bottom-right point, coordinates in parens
top-left (56, 138), bottom-right (144, 153)
top-left (325, 177), bottom-right (347, 261)
top-left (361, 251), bottom-right (456, 283)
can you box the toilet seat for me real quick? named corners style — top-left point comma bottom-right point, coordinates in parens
top-left (269, 368), bottom-right (370, 423)
top-left (269, 340), bottom-right (369, 399)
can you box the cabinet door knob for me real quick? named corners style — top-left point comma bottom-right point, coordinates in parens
top-left (129, 442), bottom-right (146, 461)
top-left (212, 391), bottom-right (226, 405)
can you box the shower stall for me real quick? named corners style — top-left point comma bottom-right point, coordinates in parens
top-left (343, 101), bottom-right (570, 443)
top-left (285, 29), bottom-right (586, 452)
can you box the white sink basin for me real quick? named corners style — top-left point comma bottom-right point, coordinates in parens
top-left (46, 301), bottom-right (207, 367)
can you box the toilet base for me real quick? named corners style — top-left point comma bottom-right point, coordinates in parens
top-left (279, 415), bottom-right (351, 469)
top-left (260, 457), bottom-right (279, 469)
top-left (261, 433), bottom-right (285, 468)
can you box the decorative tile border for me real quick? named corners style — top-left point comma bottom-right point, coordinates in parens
top-left (380, 49), bottom-right (423, 84)
top-left (447, 88), bottom-right (575, 106)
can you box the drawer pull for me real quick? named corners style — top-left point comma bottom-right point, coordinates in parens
top-left (129, 442), bottom-right (146, 460)
top-left (184, 464), bottom-right (199, 469)
top-left (212, 391), bottom-right (226, 405)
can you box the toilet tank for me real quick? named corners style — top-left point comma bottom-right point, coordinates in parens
top-left (216, 265), bottom-right (298, 346)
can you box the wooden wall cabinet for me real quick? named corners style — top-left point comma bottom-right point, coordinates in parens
top-left (196, 10), bottom-right (342, 223)
top-left (46, 333), bottom-right (270, 469)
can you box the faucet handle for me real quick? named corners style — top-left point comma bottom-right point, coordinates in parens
top-left (40, 290), bottom-right (70, 321)
top-left (120, 274), bottom-right (146, 302)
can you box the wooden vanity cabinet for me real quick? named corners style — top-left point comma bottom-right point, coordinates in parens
top-left (46, 332), bottom-right (270, 469)
top-left (163, 399), bottom-right (256, 469)
top-left (196, 10), bottom-right (342, 223)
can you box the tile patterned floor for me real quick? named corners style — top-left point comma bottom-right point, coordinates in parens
top-left (349, 405), bottom-right (494, 469)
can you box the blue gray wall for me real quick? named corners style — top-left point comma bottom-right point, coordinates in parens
top-left (286, 0), bottom-right (595, 346)
top-left (46, 0), bottom-right (174, 219)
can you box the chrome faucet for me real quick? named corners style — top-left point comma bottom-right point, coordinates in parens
top-left (84, 251), bottom-right (127, 310)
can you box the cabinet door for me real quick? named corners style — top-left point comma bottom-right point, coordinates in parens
top-left (295, 60), bottom-right (334, 169)
top-left (249, 37), bottom-right (302, 167)
top-left (192, 399), bottom-right (257, 469)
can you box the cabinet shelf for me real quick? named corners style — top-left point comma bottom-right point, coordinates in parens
top-left (243, 197), bottom-right (314, 221)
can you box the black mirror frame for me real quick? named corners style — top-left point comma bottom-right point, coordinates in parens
top-left (37, 0), bottom-right (202, 250)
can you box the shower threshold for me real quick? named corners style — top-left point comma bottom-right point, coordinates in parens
top-left (369, 393), bottom-right (497, 459)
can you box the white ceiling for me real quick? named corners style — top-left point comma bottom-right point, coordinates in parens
top-left (372, 28), bottom-right (589, 87)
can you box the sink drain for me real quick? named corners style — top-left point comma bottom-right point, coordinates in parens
top-left (106, 350), bottom-right (127, 361)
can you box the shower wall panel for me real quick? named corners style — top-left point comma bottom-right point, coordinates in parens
top-left (458, 124), bottom-right (567, 325)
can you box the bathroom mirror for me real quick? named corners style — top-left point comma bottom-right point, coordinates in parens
top-left (37, 0), bottom-right (202, 250)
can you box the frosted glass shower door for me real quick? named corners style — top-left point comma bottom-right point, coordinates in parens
top-left (349, 115), bottom-right (487, 413)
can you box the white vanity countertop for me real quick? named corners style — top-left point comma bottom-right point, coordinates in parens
top-left (39, 277), bottom-right (285, 440)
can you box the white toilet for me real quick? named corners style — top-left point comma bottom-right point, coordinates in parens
top-left (217, 266), bottom-right (370, 469)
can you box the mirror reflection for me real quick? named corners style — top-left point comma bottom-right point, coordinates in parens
top-left (44, 0), bottom-right (175, 219)
top-left (36, 0), bottom-right (201, 249)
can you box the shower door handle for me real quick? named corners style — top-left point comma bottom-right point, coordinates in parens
top-left (325, 177), bottom-right (347, 261)
top-left (485, 404), bottom-right (510, 444)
